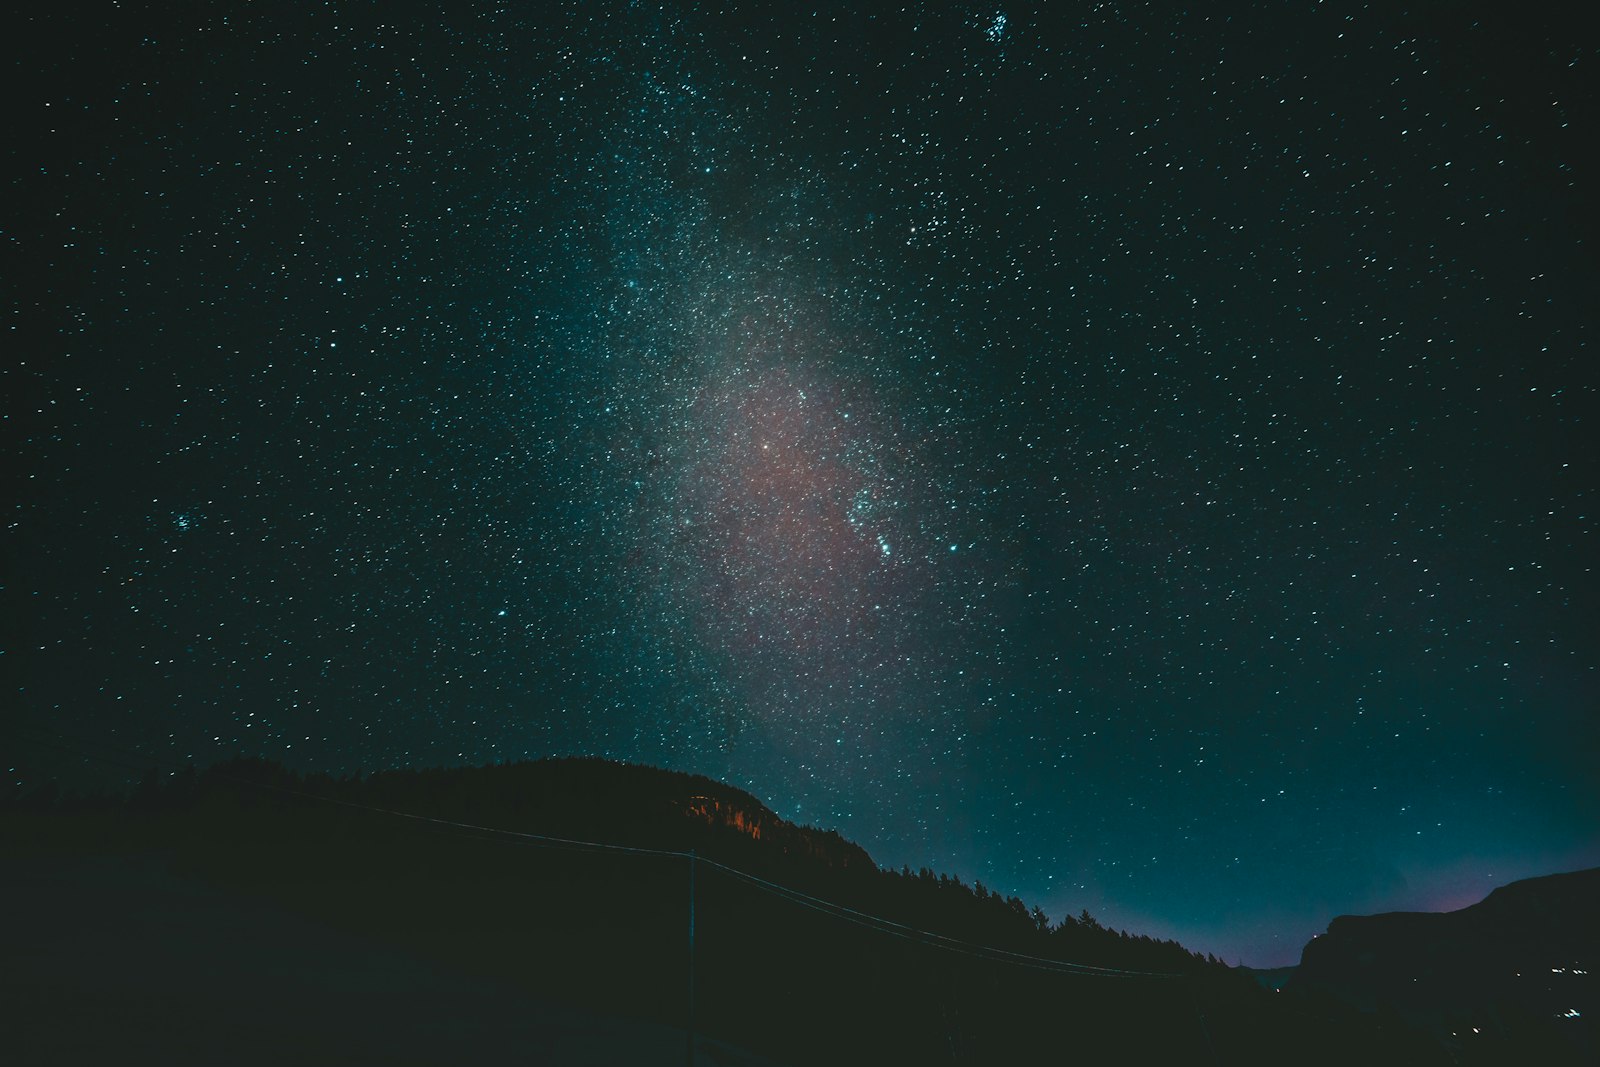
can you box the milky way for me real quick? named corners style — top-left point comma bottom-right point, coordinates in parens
top-left (9, 1), bottom-right (1597, 965)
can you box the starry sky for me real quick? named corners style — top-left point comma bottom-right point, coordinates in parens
top-left (8, 1), bottom-right (1597, 967)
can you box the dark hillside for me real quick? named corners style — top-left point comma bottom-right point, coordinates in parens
top-left (1288, 867), bottom-right (1600, 1064)
top-left (6, 757), bottom-right (1450, 1065)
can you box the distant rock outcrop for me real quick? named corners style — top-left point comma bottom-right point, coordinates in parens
top-left (1287, 867), bottom-right (1599, 1062)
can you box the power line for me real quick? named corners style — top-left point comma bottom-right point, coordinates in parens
top-left (702, 857), bottom-right (1183, 978)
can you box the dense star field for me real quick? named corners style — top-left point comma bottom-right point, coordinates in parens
top-left (8, 2), bottom-right (1596, 966)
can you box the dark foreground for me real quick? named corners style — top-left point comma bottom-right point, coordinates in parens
top-left (4, 760), bottom-right (1463, 1065)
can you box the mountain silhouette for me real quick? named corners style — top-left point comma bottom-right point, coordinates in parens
top-left (1288, 867), bottom-right (1599, 1064)
top-left (5, 755), bottom-right (1471, 1065)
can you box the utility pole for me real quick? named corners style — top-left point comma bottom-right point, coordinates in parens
top-left (686, 849), bottom-right (696, 1067)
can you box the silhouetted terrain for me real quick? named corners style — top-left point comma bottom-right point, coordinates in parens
top-left (6, 757), bottom-right (1461, 1064)
top-left (1288, 867), bottom-right (1599, 1064)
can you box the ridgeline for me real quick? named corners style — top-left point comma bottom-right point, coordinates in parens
top-left (6, 756), bottom-right (1456, 1065)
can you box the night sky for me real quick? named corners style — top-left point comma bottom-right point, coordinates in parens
top-left (9, 1), bottom-right (1597, 967)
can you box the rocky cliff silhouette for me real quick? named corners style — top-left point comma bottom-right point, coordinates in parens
top-left (1288, 867), bottom-right (1599, 1063)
